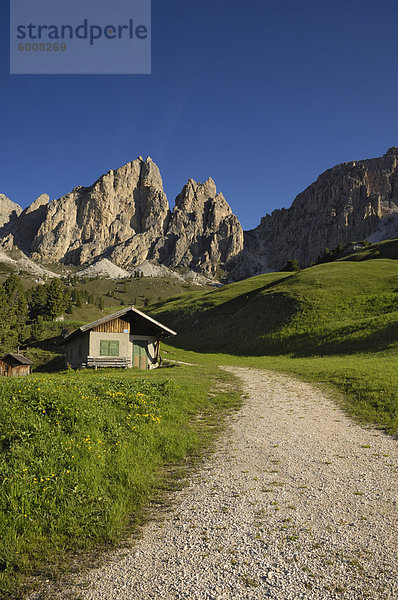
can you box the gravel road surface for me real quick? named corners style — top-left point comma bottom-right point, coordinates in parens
top-left (30, 368), bottom-right (398, 600)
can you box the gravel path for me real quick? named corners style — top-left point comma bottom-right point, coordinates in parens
top-left (33, 368), bottom-right (398, 600)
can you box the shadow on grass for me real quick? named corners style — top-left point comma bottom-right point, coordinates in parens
top-left (156, 289), bottom-right (302, 352)
top-left (166, 316), bottom-right (398, 359)
top-left (26, 337), bottom-right (66, 373)
top-left (34, 355), bottom-right (65, 373)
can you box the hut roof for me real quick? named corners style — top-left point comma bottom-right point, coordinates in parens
top-left (1, 353), bottom-right (33, 365)
top-left (60, 306), bottom-right (177, 345)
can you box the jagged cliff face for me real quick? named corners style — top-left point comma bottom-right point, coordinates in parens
top-left (243, 147), bottom-right (398, 272)
top-left (153, 178), bottom-right (244, 275)
top-left (1, 148), bottom-right (398, 280)
top-left (0, 194), bottom-right (22, 229)
top-left (4, 156), bottom-right (244, 277)
top-left (30, 158), bottom-right (170, 266)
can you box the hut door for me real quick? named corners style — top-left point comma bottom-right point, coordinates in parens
top-left (132, 340), bottom-right (148, 369)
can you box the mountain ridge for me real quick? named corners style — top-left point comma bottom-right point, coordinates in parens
top-left (1, 148), bottom-right (398, 280)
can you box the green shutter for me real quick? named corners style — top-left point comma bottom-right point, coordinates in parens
top-left (109, 341), bottom-right (119, 356)
top-left (100, 340), bottom-right (109, 356)
top-left (100, 340), bottom-right (120, 356)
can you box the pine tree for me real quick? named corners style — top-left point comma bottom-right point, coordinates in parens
top-left (3, 274), bottom-right (28, 323)
top-left (0, 276), bottom-right (26, 351)
top-left (45, 279), bottom-right (65, 320)
top-left (29, 284), bottom-right (48, 319)
top-left (32, 315), bottom-right (45, 341)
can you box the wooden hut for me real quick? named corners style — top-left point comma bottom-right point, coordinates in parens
top-left (0, 353), bottom-right (33, 377)
top-left (60, 306), bottom-right (176, 370)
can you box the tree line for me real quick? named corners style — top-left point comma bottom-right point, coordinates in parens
top-left (0, 275), bottom-right (104, 353)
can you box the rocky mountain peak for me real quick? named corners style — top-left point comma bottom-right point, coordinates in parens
top-left (28, 157), bottom-right (170, 266)
top-left (2, 148), bottom-right (398, 282)
top-left (237, 146), bottom-right (398, 275)
top-left (25, 193), bottom-right (49, 213)
top-left (385, 146), bottom-right (398, 156)
top-left (0, 194), bottom-right (22, 229)
top-left (152, 176), bottom-right (244, 276)
top-left (0, 158), bottom-right (243, 279)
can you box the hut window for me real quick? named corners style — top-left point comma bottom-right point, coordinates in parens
top-left (100, 340), bottom-right (120, 356)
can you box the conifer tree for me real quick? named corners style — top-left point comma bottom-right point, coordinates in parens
top-left (45, 279), bottom-right (65, 320)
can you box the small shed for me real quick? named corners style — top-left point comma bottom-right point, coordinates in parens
top-left (0, 353), bottom-right (33, 377)
top-left (60, 306), bottom-right (176, 370)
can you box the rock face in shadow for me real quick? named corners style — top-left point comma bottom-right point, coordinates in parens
top-left (10, 194), bottom-right (50, 254)
top-left (241, 147), bottom-right (398, 272)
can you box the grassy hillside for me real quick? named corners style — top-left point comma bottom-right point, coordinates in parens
top-left (23, 257), bottom-right (398, 433)
top-left (339, 237), bottom-right (398, 262)
top-left (2, 258), bottom-right (398, 596)
top-left (73, 275), bottom-right (208, 309)
top-left (150, 259), bottom-right (398, 433)
top-left (151, 260), bottom-right (398, 357)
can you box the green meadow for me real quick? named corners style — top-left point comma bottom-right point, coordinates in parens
top-left (2, 253), bottom-right (398, 597)
top-left (0, 366), bottom-right (241, 597)
top-left (152, 258), bottom-right (398, 432)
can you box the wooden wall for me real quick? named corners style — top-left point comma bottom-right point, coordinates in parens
top-left (92, 317), bottom-right (130, 334)
top-left (0, 362), bottom-right (31, 377)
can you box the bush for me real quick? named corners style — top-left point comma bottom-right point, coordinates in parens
top-left (281, 259), bottom-right (301, 272)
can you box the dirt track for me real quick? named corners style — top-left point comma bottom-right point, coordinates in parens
top-left (30, 368), bottom-right (398, 600)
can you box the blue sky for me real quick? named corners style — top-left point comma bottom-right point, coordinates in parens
top-left (1, 0), bottom-right (398, 230)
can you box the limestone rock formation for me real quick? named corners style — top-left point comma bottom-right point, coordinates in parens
top-left (238, 147), bottom-right (398, 273)
top-left (30, 157), bottom-right (170, 266)
top-left (2, 148), bottom-right (398, 282)
top-left (153, 177), bottom-right (244, 276)
top-left (24, 158), bottom-right (244, 278)
top-left (11, 194), bottom-right (49, 253)
top-left (0, 194), bottom-right (22, 229)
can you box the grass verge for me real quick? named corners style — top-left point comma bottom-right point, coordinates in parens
top-left (0, 365), bottom-right (241, 598)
